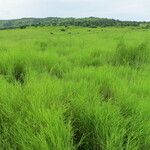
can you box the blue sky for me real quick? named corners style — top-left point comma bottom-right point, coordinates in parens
top-left (0, 0), bottom-right (150, 21)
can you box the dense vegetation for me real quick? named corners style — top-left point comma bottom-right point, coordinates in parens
top-left (0, 26), bottom-right (149, 150)
top-left (0, 17), bottom-right (150, 30)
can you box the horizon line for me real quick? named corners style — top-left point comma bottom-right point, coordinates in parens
top-left (0, 16), bottom-right (150, 23)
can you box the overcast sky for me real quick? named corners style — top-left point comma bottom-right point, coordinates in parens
top-left (0, 0), bottom-right (150, 21)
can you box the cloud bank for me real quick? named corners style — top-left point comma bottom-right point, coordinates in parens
top-left (0, 0), bottom-right (150, 21)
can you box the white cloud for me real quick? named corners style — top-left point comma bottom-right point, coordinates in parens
top-left (0, 0), bottom-right (150, 21)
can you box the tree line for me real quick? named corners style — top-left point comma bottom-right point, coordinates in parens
top-left (0, 17), bottom-right (150, 30)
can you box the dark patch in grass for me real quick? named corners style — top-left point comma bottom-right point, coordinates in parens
top-left (87, 58), bottom-right (102, 67)
top-left (73, 129), bottom-right (85, 150)
top-left (40, 42), bottom-right (48, 51)
top-left (0, 66), bottom-right (7, 76)
top-left (12, 63), bottom-right (26, 84)
top-left (65, 25), bottom-right (69, 28)
top-left (73, 123), bottom-right (96, 150)
top-left (50, 66), bottom-right (64, 79)
top-left (60, 28), bottom-right (66, 32)
top-left (99, 83), bottom-right (114, 102)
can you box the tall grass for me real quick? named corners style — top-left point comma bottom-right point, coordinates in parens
top-left (0, 26), bottom-right (149, 150)
top-left (113, 41), bottom-right (149, 68)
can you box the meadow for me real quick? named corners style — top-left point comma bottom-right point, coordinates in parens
top-left (0, 26), bottom-right (149, 150)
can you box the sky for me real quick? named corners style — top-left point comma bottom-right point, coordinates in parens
top-left (0, 0), bottom-right (150, 21)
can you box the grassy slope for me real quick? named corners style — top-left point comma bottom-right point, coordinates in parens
top-left (0, 26), bottom-right (150, 150)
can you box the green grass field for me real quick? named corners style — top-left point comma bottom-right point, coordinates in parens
top-left (0, 26), bottom-right (150, 150)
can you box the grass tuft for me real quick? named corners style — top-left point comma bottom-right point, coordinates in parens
top-left (113, 41), bottom-right (149, 68)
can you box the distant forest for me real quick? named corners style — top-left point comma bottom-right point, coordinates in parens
top-left (0, 17), bottom-right (150, 29)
